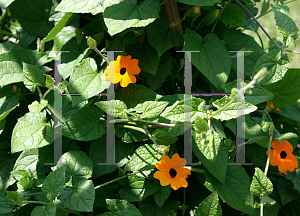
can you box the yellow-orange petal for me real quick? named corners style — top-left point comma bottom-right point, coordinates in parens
top-left (170, 177), bottom-right (188, 190)
top-left (126, 59), bottom-right (141, 74)
top-left (153, 171), bottom-right (171, 186)
top-left (282, 140), bottom-right (294, 154)
top-left (119, 55), bottom-right (132, 67)
top-left (176, 168), bottom-right (191, 179)
top-left (120, 73), bottom-right (136, 87)
top-left (127, 73), bottom-right (137, 84)
top-left (271, 140), bottom-right (284, 151)
top-left (171, 153), bottom-right (186, 169)
top-left (155, 155), bottom-right (172, 171)
top-left (268, 149), bottom-right (280, 166)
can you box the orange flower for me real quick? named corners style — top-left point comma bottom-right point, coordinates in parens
top-left (266, 101), bottom-right (281, 112)
top-left (104, 55), bottom-right (141, 87)
top-left (266, 140), bottom-right (299, 174)
top-left (153, 153), bottom-right (191, 190)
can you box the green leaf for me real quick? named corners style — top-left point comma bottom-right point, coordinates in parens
top-left (0, 0), bottom-right (15, 8)
top-left (223, 28), bottom-right (265, 76)
top-left (195, 191), bottom-right (222, 216)
top-left (59, 179), bottom-right (95, 212)
top-left (103, 0), bottom-right (160, 36)
top-left (245, 143), bottom-right (267, 167)
top-left (105, 199), bottom-right (143, 216)
top-left (183, 30), bottom-right (231, 90)
top-left (13, 148), bottom-right (39, 178)
top-left (212, 96), bottom-right (257, 121)
top-left (146, 51), bottom-right (172, 91)
top-left (0, 119), bottom-right (6, 135)
top-left (194, 131), bottom-right (221, 164)
top-left (151, 129), bottom-right (178, 145)
top-left (0, 190), bottom-right (13, 214)
top-left (250, 168), bottom-right (273, 197)
top-left (125, 144), bottom-right (160, 171)
top-left (274, 132), bottom-right (298, 142)
top-left (273, 104), bottom-right (300, 122)
top-left (220, 3), bottom-right (247, 28)
top-left (272, 3), bottom-right (299, 43)
top-left (139, 197), bottom-right (180, 216)
top-left (95, 100), bottom-right (128, 119)
top-left (6, 191), bottom-right (23, 207)
top-left (194, 114), bottom-right (209, 133)
top-left (147, 15), bottom-right (183, 57)
top-left (192, 131), bottom-right (228, 183)
top-left (28, 100), bottom-right (48, 113)
top-left (252, 50), bottom-right (289, 85)
top-left (265, 69), bottom-right (300, 108)
top-left (153, 181), bottom-right (171, 208)
top-left (205, 164), bottom-right (254, 215)
top-left (286, 167), bottom-right (300, 192)
top-left (277, 177), bottom-right (299, 206)
top-left (42, 166), bottom-right (66, 201)
top-left (0, 85), bottom-right (21, 121)
top-left (115, 126), bottom-right (149, 143)
top-left (137, 46), bottom-right (161, 76)
top-left (222, 80), bottom-right (274, 105)
top-left (174, 0), bottom-right (221, 6)
top-left (116, 84), bottom-right (159, 108)
top-left (89, 137), bottom-right (135, 178)
top-left (136, 101), bottom-right (169, 119)
top-left (68, 58), bottom-right (106, 107)
top-left (56, 0), bottom-right (105, 15)
top-left (10, 0), bottom-right (53, 37)
top-left (31, 205), bottom-right (56, 216)
top-left (44, 74), bottom-right (55, 90)
top-left (60, 47), bottom-right (91, 79)
top-left (53, 26), bottom-right (77, 51)
top-left (42, 12), bottom-right (75, 44)
top-left (23, 63), bottom-right (45, 92)
top-left (161, 97), bottom-right (206, 122)
top-left (0, 47), bottom-right (45, 87)
top-left (56, 151), bottom-right (93, 183)
top-left (62, 104), bottom-right (106, 141)
top-left (118, 175), bottom-right (158, 202)
top-left (11, 111), bottom-right (54, 153)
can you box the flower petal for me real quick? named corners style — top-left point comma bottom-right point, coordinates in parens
top-left (127, 73), bottom-right (137, 84)
top-left (171, 153), bottom-right (186, 169)
top-left (153, 171), bottom-right (171, 186)
top-left (268, 149), bottom-right (280, 166)
top-left (126, 59), bottom-right (141, 74)
top-left (119, 55), bottom-right (132, 67)
top-left (176, 168), bottom-right (191, 179)
top-left (271, 140), bottom-right (284, 151)
top-left (120, 73), bottom-right (132, 87)
top-left (170, 177), bottom-right (188, 190)
top-left (282, 140), bottom-right (293, 154)
top-left (155, 155), bottom-right (172, 171)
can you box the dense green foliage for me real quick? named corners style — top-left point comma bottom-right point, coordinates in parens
top-left (0, 0), bottom-right (300, 215)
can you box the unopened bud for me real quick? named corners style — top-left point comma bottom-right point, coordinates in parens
top-left (87, 37), bottom-right (97, 50)
top-left (253, 67), bottom-right (268, 83)
top-left (203, 9), bottom-right (220, 25)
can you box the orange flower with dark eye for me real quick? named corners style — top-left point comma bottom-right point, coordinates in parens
top-left (153, 153), bottom-right (191, 190)
top-left (264, 101), bottom-right (281, 112)
top-left (104, 55), bottom-right (141, 87)
top-left (266, 140), bottom-right (299, 174)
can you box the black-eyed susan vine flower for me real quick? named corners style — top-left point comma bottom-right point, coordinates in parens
top-left (266, 140), bottom-right (299, 174)
top-left (153, 153), bottom-right (191, 190)
top-left (104, 55), bottom-right (141, 87)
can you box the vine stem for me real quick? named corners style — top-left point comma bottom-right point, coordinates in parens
top-left (234, 0), bottom-right (282, 50)
top-left (256, 0), bottom-right (297, 19)
top-left (112, 118), bottom-right (191, 128)
top-left (95, 171), bottom-right (142, 189)
top-left (22, 201), bottom-right (84, 216)
top-left (208, 98), bottom-right (235, 120)
top-left (36, 86), bottom-right (43, 99)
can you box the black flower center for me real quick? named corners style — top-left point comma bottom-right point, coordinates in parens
top-left (120, 67), bottom-right (127, 75)
top-left (169, 168), bottom-right (177, 178)
top-left (280, 151), bottom-right (287, 159)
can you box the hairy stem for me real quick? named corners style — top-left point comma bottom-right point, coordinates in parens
top-left (95, 171), bottom-right (141, 189)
